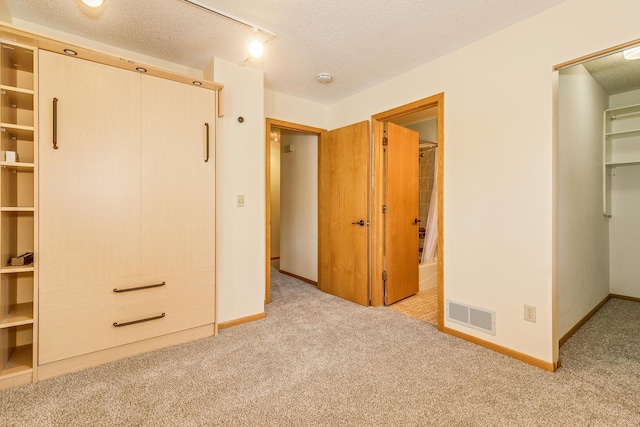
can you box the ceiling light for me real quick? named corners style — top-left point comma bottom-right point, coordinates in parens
top-left (63, 49), bottom-right (78, 56)
top-left (317, 73), bottom-right (333, 84)
top-left (81, 0), bottom-right (104, 7)
top-left (248, 40), bottom-right (264, 58)
top-left (623, 46), bottom-right (640, 60)
top-left (192, 81), bottom-right (202, 86)
top-left (136, 67), bottom-right (147, 73)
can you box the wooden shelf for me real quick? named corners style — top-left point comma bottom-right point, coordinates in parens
top-left (0, 207), bottom-right (34, 212)
top-left (0, 85), bottom-right (33, 96)
top-left (0, 125), bottom-right (33, 141)
top-left (0, 303), bottom-right (33, 328)
top-left (1, 44), bottom-right (34, 74)
top-left (0, 344), bottom-right (33, 377)
top-left (0, 161), bottom-right (34, 171)
top-left (0, 86), bottom-right (33, 110)
top-left (0, 264), bottom-right (34, 273)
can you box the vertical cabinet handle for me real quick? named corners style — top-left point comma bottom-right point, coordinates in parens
top-left (52, 97), bottom-right (59, 150)
top-left (204, 122), bottom-right (210, 163)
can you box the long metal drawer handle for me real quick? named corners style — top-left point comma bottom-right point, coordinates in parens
top-left (204, 122), bottom-right (210, 162)
top-left (113, 312), bottom-right (165, 327)
top-left (52, 97), bottom-right (58, 149)
top-left (113, 281), bottom-right (166, 293)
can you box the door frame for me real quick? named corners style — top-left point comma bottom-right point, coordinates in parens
top-left (265, 118), bottom-right (326, 304)
top-left (371, 93), bottom-right (445, 331)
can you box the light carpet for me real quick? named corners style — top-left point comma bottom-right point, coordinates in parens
top-left (1, 270), bottom-right (639, 426)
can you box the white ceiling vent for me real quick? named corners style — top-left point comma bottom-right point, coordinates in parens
top-left (447, 300), bottom-right (496, 335)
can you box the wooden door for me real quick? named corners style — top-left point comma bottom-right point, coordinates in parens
top-left (384, 122), bottom-right (419, 304)
top-left (318, 121), bottom-right (369, 306)
top-left (140, 75), bottom-right (216, 276)
top-left (38, 50), bottom-right (142, 289)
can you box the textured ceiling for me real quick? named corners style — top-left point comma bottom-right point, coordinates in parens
top-left (4, 0), bottom-right (567, 104)
top-left (583, 51), bottom-right (640, 94)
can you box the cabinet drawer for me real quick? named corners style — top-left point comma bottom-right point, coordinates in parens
top-left (39, 269), bottom-right (214, 364)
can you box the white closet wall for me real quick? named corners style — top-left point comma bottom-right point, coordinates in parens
top-left (558, 65), bottom-right (610, 337)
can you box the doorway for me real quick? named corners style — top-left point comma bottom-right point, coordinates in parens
top-left (371, 93), bottom-right (445, 331)
top-left (265, 119), bottom-right (325, 304)
top-left (556, 41), bottom-right (640, 348)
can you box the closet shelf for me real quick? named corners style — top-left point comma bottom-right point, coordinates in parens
top-left (605, 128), bottom-right (640, 138)
top-left (0, 303), bottom-right (34, 328)
top-left (606, 160), bottom-right (640, 167)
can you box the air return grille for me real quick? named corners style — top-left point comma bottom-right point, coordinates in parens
top-left (446, 300), bottom-right (496, 335)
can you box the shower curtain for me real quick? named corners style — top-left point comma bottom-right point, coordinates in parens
top-left (421, 148), bottom-right (438, 264)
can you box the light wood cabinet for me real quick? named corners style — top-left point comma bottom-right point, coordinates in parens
top-left (38, 51), bottom-right (216, 367)
top-left (0, 41), bottom-right (37, 390)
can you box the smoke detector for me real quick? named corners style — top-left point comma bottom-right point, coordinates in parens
top-left (317, 73), bottom-right (333, 84)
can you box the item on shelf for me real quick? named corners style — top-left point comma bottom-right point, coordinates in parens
top-left (1, 150), bottom-right (18, 163)
top-left (10, 251), bottom-right (33, 266)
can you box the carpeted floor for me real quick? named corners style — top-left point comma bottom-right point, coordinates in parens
top-left (1, 269), bottom-right (639, 426)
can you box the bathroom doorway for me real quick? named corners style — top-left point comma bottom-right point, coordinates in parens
top-left (371, 93), bottom-right (444, 330)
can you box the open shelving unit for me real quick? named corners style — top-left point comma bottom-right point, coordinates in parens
top-left (603, 103), bottom-right (640, 216)
top-left (0, 41), bottom-right (37, 389)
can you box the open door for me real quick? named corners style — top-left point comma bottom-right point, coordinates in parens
top-left (318, 121), bottom-right (370, 306)
top-left (384, 122), bottom-right (419, 305)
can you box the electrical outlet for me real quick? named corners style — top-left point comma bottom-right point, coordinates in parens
top-left (524, 305), bottom-right (536, 323)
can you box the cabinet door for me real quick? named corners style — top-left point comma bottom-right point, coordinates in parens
top-left (38, 51), bottom-right (141, 289)
top-left (140, 75), bottom-right (215, 275)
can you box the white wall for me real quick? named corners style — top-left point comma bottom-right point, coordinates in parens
top-left (326, 0), bottom-right (640, 363)
top-left (212, 57), bottom-right (266, 323)
top-left (279, 132), bottom-right (318, 281)
top-left (608, 89), bottom-right (640, 298)
top-left (557, 65), bottom-right (609, 337)
top-left (270, 139), bottom-right (281, 258)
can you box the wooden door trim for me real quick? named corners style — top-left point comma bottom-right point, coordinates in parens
top-left (371, 93), bottom-right (445, 331)
top-left (265, 118), bottom-right (326, 304)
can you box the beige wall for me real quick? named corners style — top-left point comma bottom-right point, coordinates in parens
top-left (558, 64), bottom-right (610, 337)
top-left (265, 89), bottom-right (330, 130)
top-left (279, 132), bottom-right (318, 281)
top-left (212, 57), bottom-right (266, 323)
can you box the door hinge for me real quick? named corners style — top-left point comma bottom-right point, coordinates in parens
top-left (382, 137), bottom-right (388, 146)
top-left (382, 270), bottom-right (387, 282)
top-left (382, 205), bottom-right (388, 214)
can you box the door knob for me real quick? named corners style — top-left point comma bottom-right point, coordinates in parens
top-left (351, 220), bottom-right (366, 226)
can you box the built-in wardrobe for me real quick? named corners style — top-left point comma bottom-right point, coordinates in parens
top-left (0, 26), bottom-right (220, 390)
